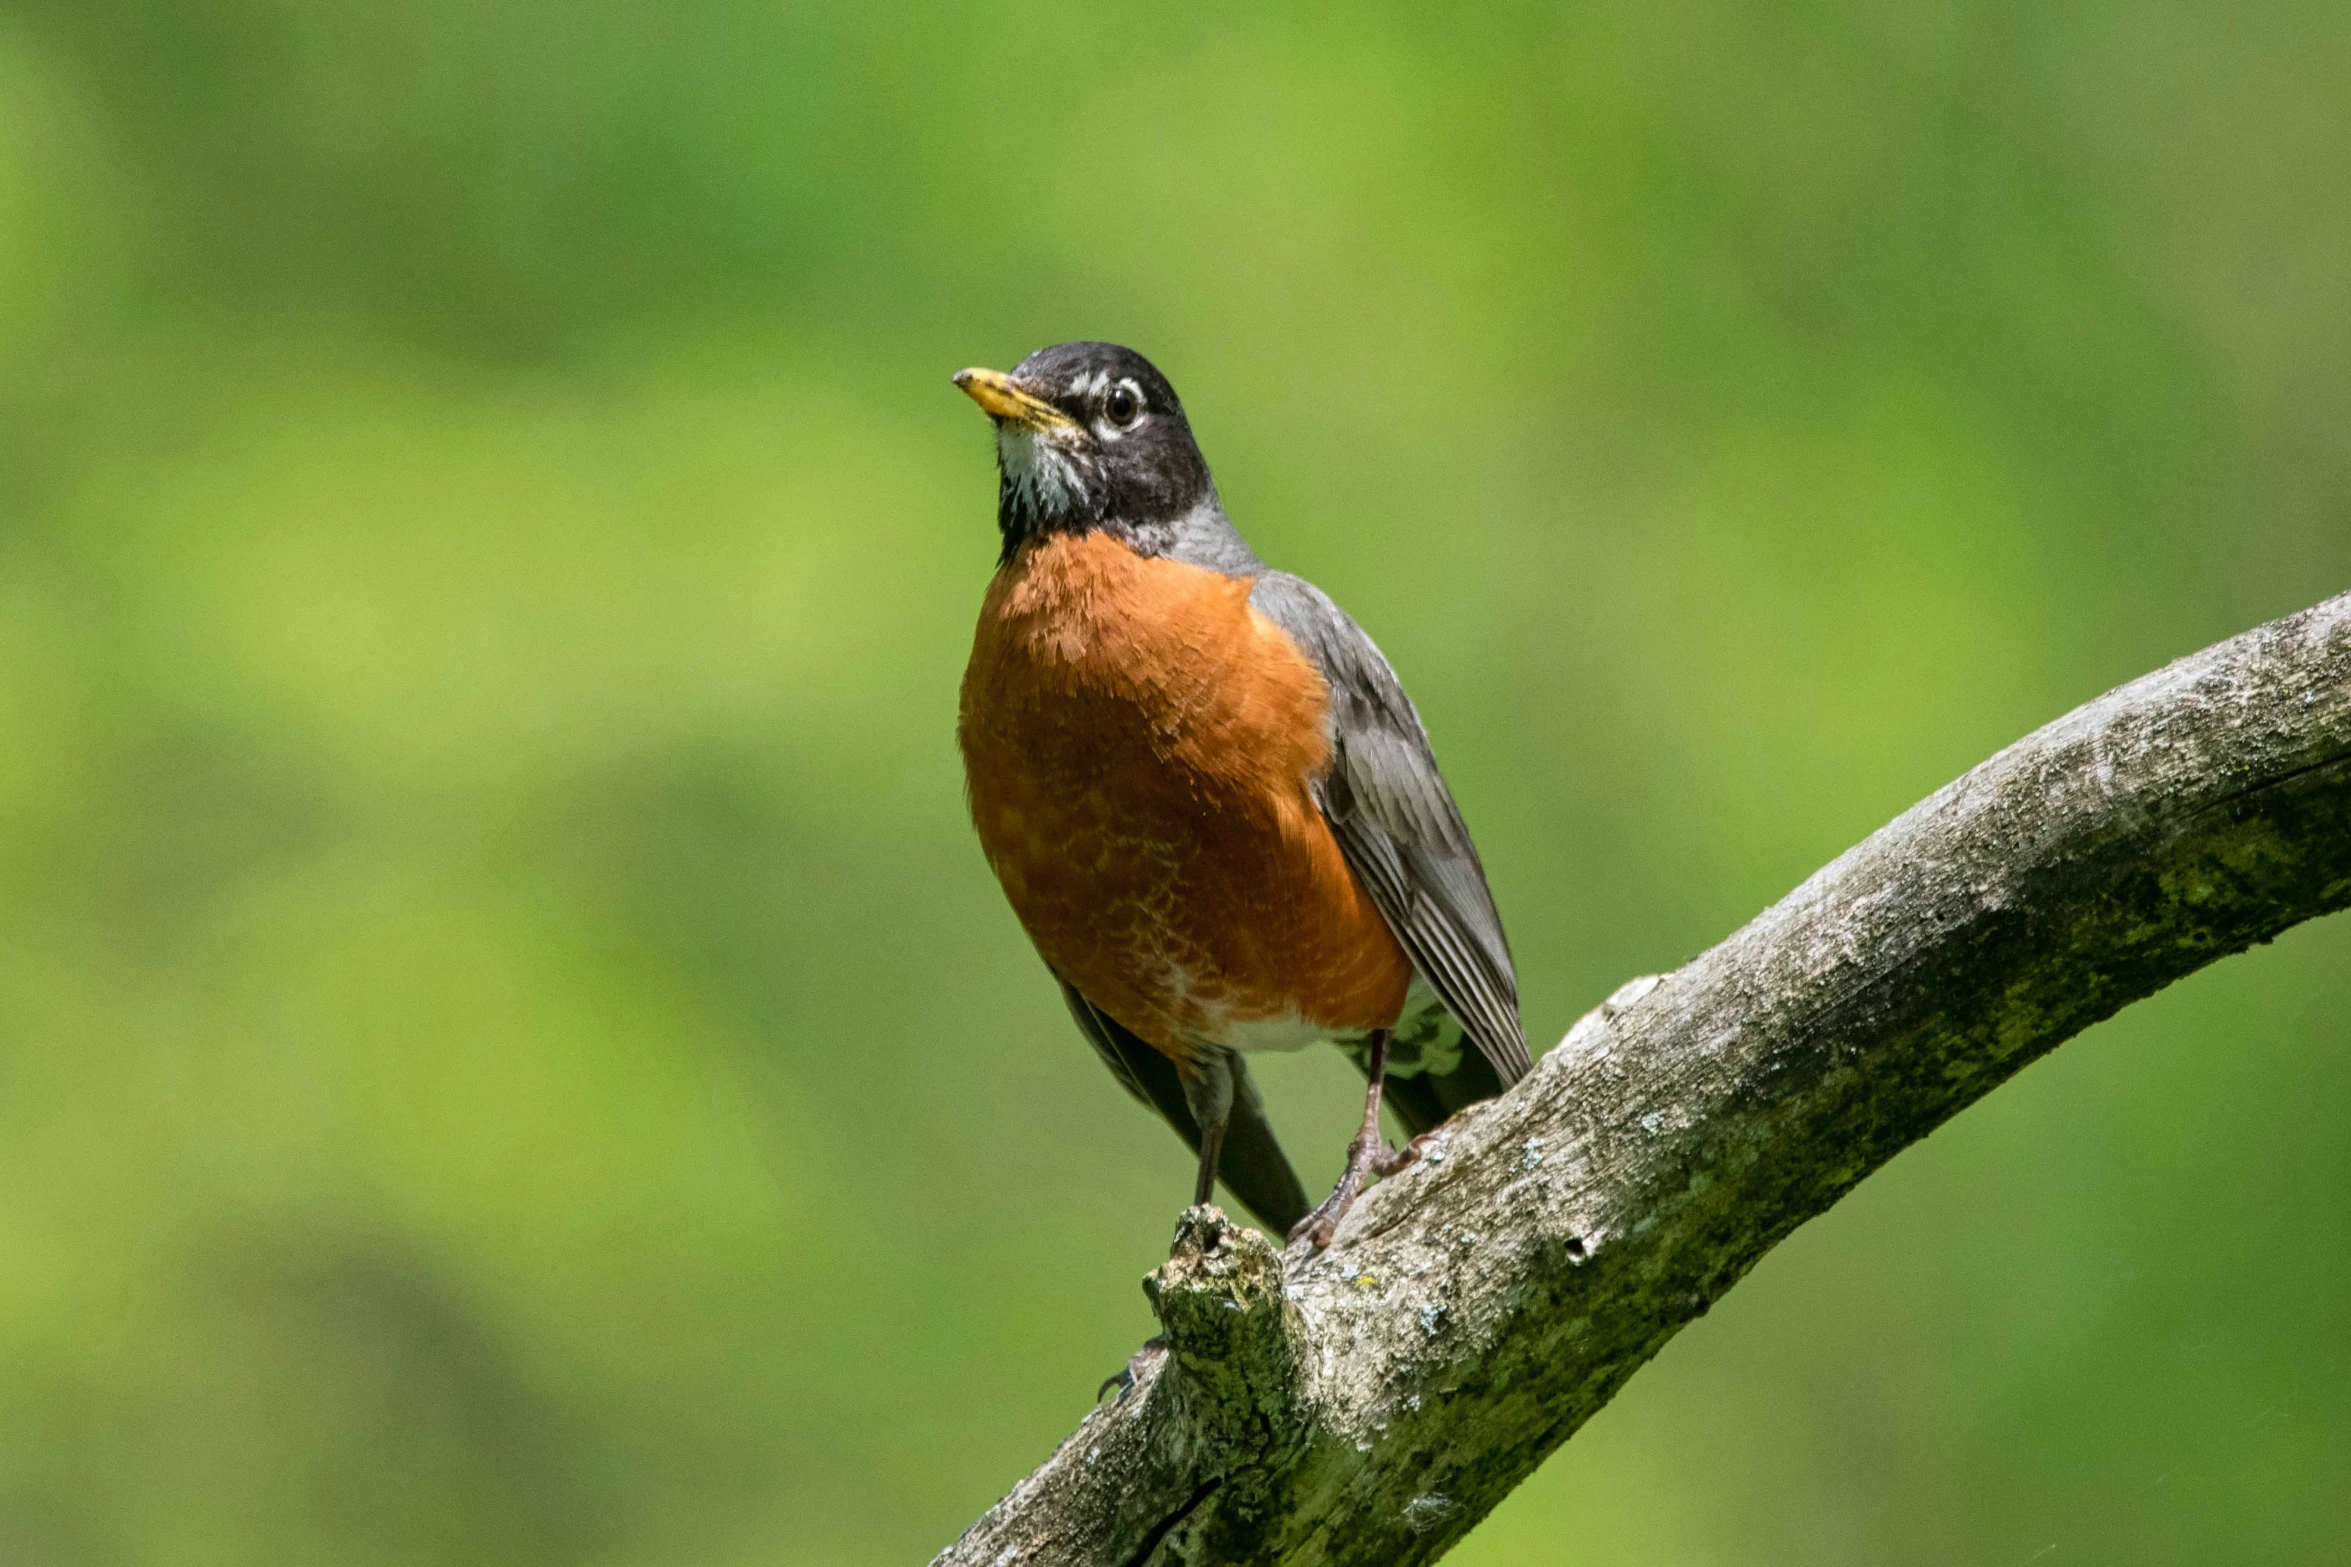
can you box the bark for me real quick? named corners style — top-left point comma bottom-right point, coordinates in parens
top-left (933, 592), bottom-right (2351, 1567)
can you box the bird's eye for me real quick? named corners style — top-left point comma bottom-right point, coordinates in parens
top-left (1104, 385), bottom-right (1142, 428)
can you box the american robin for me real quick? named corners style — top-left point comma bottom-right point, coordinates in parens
top-left (953, 341), bottom-right (1530, 1248)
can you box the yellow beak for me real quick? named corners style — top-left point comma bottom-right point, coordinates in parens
top-left (953, 367), bottom-right (1074, 431)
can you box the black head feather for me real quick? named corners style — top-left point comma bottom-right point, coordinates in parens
top-left (984, 342), bottom-right (1218, 560)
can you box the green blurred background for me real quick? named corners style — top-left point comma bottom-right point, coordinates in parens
top-left (0, 2), bottom-right (2345, 1562)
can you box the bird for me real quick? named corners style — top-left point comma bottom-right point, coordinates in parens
top-left (952, 341), bottom-right (1530, 1248)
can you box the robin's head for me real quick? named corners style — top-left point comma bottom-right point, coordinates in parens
top-left (953, 342), bottom-right (1214, 558)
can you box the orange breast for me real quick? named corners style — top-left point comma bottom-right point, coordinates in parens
top-left (958, 531), bottom-right (1412, 1069)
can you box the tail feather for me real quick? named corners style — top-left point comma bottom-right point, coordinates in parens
top-left (1212, 1060), bottom-right (1311, 1234)
top-left (1343, 993), bottom-right (1513, 1140)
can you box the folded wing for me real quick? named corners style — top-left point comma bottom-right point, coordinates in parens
top-left (1249, 572), bottom-right (1533, 1087)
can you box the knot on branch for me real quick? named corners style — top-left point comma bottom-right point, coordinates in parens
top-left (1142, 1207), bottom-right (1306, 1452)
top-left (1145, 1206), bottom-right (1295, 1375)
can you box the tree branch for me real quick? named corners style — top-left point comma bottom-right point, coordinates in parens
top-left (935, 592), bottom-right (2351, 1567)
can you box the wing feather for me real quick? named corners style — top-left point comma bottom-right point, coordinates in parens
top-left (1250, 572), bottom-right (1533, 1084)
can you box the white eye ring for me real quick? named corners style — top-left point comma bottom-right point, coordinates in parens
top-left (1103, 380), bottom-right (1144, 430)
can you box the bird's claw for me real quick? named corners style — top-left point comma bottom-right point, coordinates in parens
top-left (1373, 1130), bottom-right (1433, 1178)
top-left (1097, 1335), bottom-right (1166, 1402)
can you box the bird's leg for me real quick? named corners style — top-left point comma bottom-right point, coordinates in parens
top-left (1180, 1051), bottom-right (1235, 1210)
top-left (1193, 1118), bottom-right (1227, 1207)
top-left (1289, 1028), bottom-right (1402, 1249)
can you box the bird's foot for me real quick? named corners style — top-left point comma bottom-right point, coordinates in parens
top-left (1288, 1129), bottom-right (1422, 1250)
top-left (1287, 1171), bottom-right (1362, 1251)
top-left (1096, 1335), bottom-right (1166, 1403)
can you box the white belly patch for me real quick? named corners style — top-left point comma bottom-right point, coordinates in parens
top-left (1197, 975), bottom-right (1462, 1076)
top-left (1212, 1009), bottom-right (1332, 1054)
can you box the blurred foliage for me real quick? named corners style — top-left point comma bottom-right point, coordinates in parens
top-left (0, 2), bottom-right (2344, 1562)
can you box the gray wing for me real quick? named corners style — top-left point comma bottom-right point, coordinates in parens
top-left (1249, 572), bottom-right (1533, 1084)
